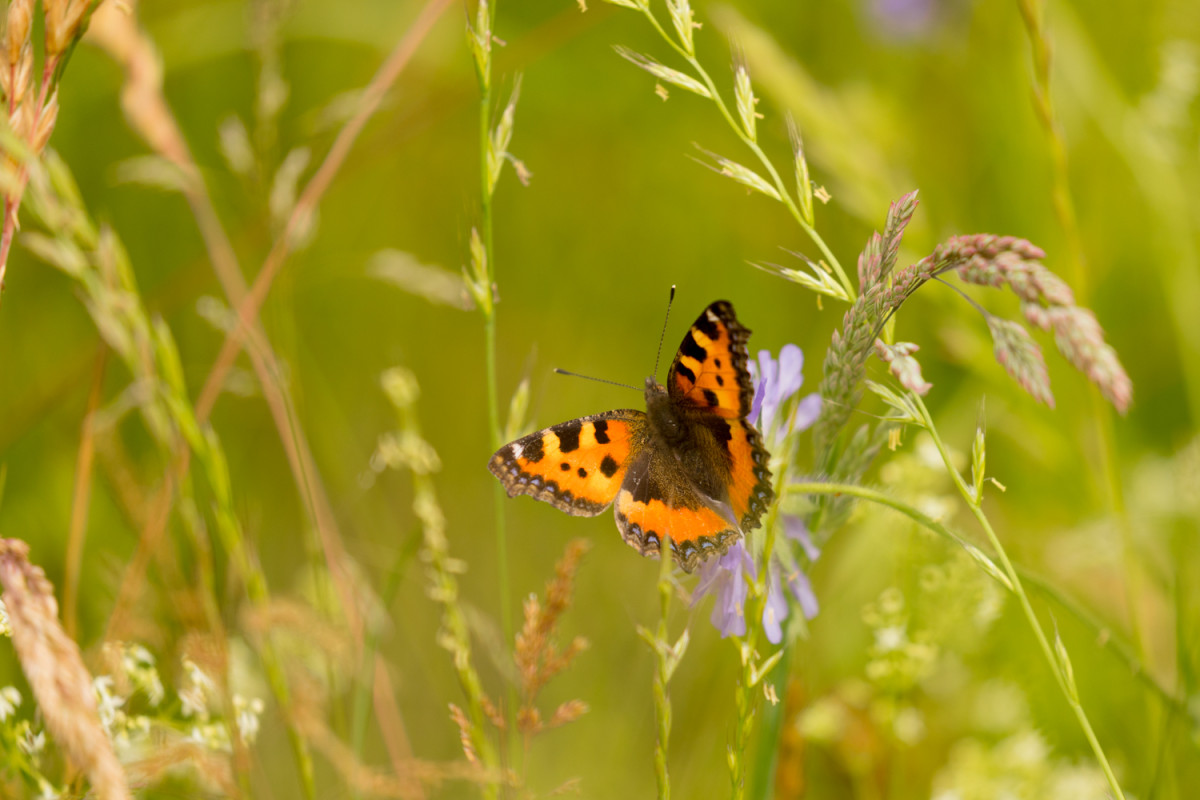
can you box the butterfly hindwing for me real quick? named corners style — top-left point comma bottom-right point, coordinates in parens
top-left (613, 450), bottom-right (741, 573)
top-left (667, 301), bottom-right (756, 419)
top-left (725, 417), bottom-right (773, 532)
top-left (488, 411), bottom-right (644, 516)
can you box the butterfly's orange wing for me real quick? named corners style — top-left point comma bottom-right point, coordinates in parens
top-left (667, 300), bottom-right (756, 419)
top-left (488, 411), bottom-right (644, 516)
top-left (614, 451), bottom-right (742, 572)
top-left (662, 301), bottom-right (774, 562)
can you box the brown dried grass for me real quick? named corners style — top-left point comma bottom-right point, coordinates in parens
top-left (0, 538), bottom-right (131, 800)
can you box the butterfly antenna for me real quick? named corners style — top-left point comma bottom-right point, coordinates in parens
top-left (652, 284), bottom-right (677, 379)
top-left (553, 368), bottom-right (640, 392)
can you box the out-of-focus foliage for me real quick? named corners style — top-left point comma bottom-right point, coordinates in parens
top-left (0, 0), bottom-right (1197, 797)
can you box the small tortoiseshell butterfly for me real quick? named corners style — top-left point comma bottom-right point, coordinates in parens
top-left (488, 301), bottom-right (774, 572)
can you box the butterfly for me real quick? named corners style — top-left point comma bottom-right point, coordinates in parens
top-left (488, 300), bottom-right (774, 572)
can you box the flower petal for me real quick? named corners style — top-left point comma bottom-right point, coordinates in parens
top-left (750, 378), bottom-right (766, 427)
top-left (783, 515), bottom-right (820, 562)
top-left (791, 392), bottom-right (822, 433)
top-left (787, 568), bottom-right (820, 620)
top-left (762, 567), bottom-right (788, 644)
top-left (776, 343), bottom-right (806, 399)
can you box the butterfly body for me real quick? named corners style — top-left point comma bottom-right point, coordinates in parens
top-left (489, 301), bottom-right (773, 572)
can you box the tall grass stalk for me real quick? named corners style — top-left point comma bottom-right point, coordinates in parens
top-left (910, 393), bottom-right (1126, 799)
top-left (468, 0), bottom-right (515, 659)
top-left (603, 0), bottom-right (853, 302)
top-left (23, 154), bottom-right (316, 798)
top-left (62, 351), bottom-right (105, 640)
top-left (646, 534), bottom-right (677, 799)
top-left (731, 431), bottom-right (795, 799)
top-left (381, 367), bottom-right (502, 799)
top-left (190, 0), bottom-right (453, 433)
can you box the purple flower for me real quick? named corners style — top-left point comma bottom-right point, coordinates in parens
top-left (692, 543), bottom-right (756, 638)
top-left (748, 345), bottom-right (822, 447)
top-left (784, 514), bottom-right (819, 562)
top-left (760, 517), bottom-right (821, 644)
top-left (693, 344), bottom-right (823, 642)
top-left (867, 0), bottom-right (938, 41)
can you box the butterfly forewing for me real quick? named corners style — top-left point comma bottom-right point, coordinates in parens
top-left (488, 411), bottom-right (644, 516)
top-left (667, 301), bottom-right (756, 419)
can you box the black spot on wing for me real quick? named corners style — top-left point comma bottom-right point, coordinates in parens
top-left (523, 435), bottom-right (544, 463)
top-left (679, 332), bottom-right (707, 363)
top-left (592, 419), bottom-right (610, 444)
top-left (557, 421), bottom-right (582, 453)
top-left (560, 462), bottom-right (570, 471)
top-left (695, 309), bottom-right (721, 340)
top-left (703, 389), bottom-right (720, 407)
top-left (674, 362), bottom-right (696, 385)
top-left (600, 454), bottom-right (619, 478)
top-left (578, 467), bottom-right (588, 478)
top-left (716, 375), bottom-right (724, 387)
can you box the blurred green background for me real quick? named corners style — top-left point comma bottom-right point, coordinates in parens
top-left (1, 0), bottom-right (1198, 796)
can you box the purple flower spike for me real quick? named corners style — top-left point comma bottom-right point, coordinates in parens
top-left (692, 542), bottom-right (756, 639)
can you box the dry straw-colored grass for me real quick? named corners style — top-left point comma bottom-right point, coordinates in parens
top-left (0, 538), bottom-right (131, 800)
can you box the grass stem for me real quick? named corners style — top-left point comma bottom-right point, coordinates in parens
top-left (911, 394), bottom-right (1126, 799)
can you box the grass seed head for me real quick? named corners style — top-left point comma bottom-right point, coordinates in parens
top-left (0, 539), bottom-right (132, 800)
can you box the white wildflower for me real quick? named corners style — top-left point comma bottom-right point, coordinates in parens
top-left (122, 643), bottom-right (165, 706)
top-left (180, 656), bottom-right (215, 719)
top-left (93, 675), bottom-right (125, 735)
top-left (17, 720), bottom-right (45, 757)
top-left (0, 686), bottom-right (21, 721)
top-left (189, 721), bottom-right (233, 753)
top-left (234, 693), bottom-right (265, 745)
top-left (874, 625), bottom-right (907, 652)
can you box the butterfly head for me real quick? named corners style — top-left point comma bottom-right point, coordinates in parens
top-left (645, 376), bottom-right (686, 445)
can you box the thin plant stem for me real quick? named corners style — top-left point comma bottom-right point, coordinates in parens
top-left (475, 9), bottom-right (515, 665)
top-left (636, 6), bottom-right (854, 301)
top-left (910, 394), bottom-right (1126, 799)
top-left (351, 532), bottom-right (424, 800)
top-left (784, 480), bottom-right (1185, 714)
top-left (731, 432), bottom-right (793, 799)
top-left (64, 349), bottom-right (106, 640)
top-left (194, 0), bottom-right (454, 420)
top-left (651, 533), bottom-right (674, 800)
